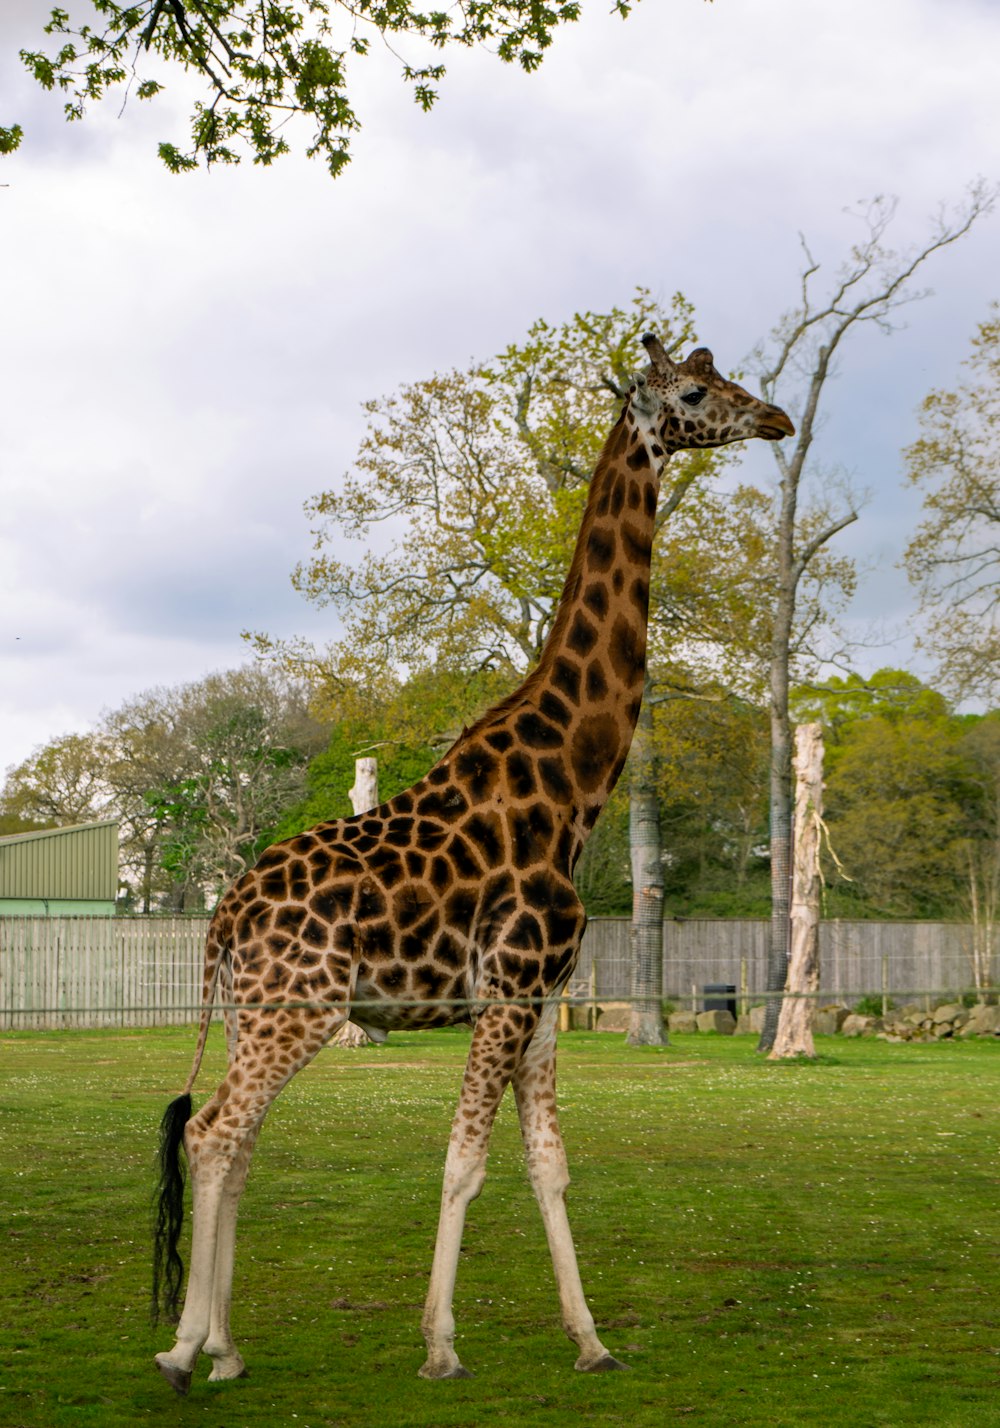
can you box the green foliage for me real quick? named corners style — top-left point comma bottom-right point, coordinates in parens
top-left (269, 720), bottom-right (438, 839)
top-left (791, 669), bottom-right (951, 765)
top-left (573, 782), bottom-right (631, 914)
top-left (853, 993), bottom-right (894, 1018)
top-left (0, 123), bottom-right (23, 153)
top-left (13, 1), bottom-right (626, 174)
top-left (654, 690), bottom-right (771, 903)
top-left (793, 666), bottom-right (1000, 920)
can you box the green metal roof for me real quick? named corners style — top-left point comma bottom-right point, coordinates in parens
top-left (0, 820), bottom-right (119, 901)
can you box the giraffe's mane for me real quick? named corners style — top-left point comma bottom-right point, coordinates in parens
top-left (441, 407), bottom-right (631, 757)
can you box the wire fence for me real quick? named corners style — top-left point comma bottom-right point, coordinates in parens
top-left (1, 914), bottom-right (995, 1031)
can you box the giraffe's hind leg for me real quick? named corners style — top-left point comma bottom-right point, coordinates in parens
top-left (512, 1002), bottom-right (626, 1372)
top-left (154, 1005), bottom-right (347, 1392)
top-left (203, 1122), bottom-right (260, 1381)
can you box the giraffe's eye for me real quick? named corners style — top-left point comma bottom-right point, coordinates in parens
top-left (681, 388), bottom-right (707, 407)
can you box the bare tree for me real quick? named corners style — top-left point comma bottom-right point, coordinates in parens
top-left (904, 301), bottom-right (1000, 701)
top-left (753, 184), bottom-right (996, 1053)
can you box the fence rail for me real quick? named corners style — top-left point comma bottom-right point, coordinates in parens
top-left (0, 914), bottom-right (989, 1030)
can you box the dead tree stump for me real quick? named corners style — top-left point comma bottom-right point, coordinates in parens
top-left (770, 722), bottom-right (824, 1060)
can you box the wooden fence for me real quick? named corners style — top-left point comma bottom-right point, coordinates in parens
top-left (0, 914), bottom-right (988, 1030)
top-left (576, 917), bottom-right (981, 1007)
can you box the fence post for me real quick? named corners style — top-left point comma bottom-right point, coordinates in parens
top-left (740, 956), bottom-right (749, 1018)
top-left (882, 954), bottom-right (889, 1018)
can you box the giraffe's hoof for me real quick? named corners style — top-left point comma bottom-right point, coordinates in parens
top-left (576, 1352), bottom-right (630, 1373)
top-left (418, 1358), bottom-right (474, 1380)
top-left (154, 1354), bottom-right (193, 1396)
top-left (208, 1358), bottom-right (248, 1382)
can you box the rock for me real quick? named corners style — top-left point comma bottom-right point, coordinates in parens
top-left (667, 1010), bottom-right (698, 1034)
top-left (813, 1010), bottom-right (841, 1036)
top-left (841, 1013), bottom-right (875, 1037)
top-left (749, 1005), bottom-right (767, 1033)
top-left (818, 1004), bottom-right (850, 1031)
top-left (735, 1012), bottom-right (753, 1034)
top-left (594, 1002), bottom-right (631, 1033)
top-left (932, 1003), bottom-right (963, 1024)
top-left (965, 1003), bottom-right (1000, 1035)
top-left (695, 1009), bottom-right (736, 1035)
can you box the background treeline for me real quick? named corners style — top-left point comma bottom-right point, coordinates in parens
top-left (3, 658), bottom-right (998, 924)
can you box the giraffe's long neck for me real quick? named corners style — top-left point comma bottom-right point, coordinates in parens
top-left (526, 412), bottom-right (663, 823)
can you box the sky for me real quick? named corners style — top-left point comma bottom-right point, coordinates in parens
top-left (1, 0), bottom-right (999, 777)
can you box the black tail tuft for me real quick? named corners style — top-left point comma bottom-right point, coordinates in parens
top-left (151, 1093), bottom-right (192, 1327)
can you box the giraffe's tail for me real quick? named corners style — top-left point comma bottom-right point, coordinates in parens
top-left (150, 905), bottom-right (232, 1325)
top-left (183, 905), bottom-right (233, 1095)
top-left (151, 1091), bottom-right (192, 1325)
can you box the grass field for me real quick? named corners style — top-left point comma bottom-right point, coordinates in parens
top-left (1, 1026), bottom-right (998, 1428)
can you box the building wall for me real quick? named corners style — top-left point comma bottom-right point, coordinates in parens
top-left (0, 899), bottom-right (117, 916)
top-left (0, 821), bottom-right (118, 910)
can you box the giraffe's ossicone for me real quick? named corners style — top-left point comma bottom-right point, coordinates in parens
top-left (151, 333), bottom-right (794, 1393)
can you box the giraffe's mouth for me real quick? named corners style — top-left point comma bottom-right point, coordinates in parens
top-left (758, 408), bottom-right (796, 440)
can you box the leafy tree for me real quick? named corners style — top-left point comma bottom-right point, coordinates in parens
top-left (7, 0), bottom-right (647, 174)
top-left (791, 668), bottom-right (951, 765)
top-left (653, 687), bottom-right (771, 910)
top-left (147, 666), bottom-right (327, 900)
top-left (750, 184), bottom-right (995, 1051)
top-left (795, 667), bottom-right (1000, 928)
top-left (1, 733), bottom-right (108, 828)
top-left (822, 712), bottom-right (970, 917)
top-left (904, 302), bottom-right (1000, 701)
top-left (276, 289), bottom-right (711, 694)
top-left (0, 663), bottom-right (327, 910)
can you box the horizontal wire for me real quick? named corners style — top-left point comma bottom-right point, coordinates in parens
top-left (1, 988), bottom-right (994, 1019)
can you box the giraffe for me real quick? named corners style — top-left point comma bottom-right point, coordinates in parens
top-left (151, 333), bottom-right (794, 1393)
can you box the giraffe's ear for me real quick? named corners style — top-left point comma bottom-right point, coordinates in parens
top-left (629, 371), bottom-right (662, 418)
top-left (641, 332), bottom-right (677, 375)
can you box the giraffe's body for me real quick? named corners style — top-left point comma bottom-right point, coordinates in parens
top-left (152, 335), bottom-right (793, 1392)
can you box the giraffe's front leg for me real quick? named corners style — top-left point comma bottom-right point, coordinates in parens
top-left (419, 1004), bottom-right (531, 1379)
top-left (512, 1003), bottom-right (627, 1372)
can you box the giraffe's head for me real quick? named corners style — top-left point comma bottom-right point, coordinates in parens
top-left (629, 332), bottom-right (794, 455)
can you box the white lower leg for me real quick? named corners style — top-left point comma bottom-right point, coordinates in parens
top-left (204, 1129), bottom-right (257, 1380)
top-left (531, 1156), bottom-right (616, 1368)
top-left (155, 1171), bottom-right (225, 1381)
top-left (419, 1142), bottom-right (485, 1378)
top-left (514, 1008), bottom-right (622, 1371)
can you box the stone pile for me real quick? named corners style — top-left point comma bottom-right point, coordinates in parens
top-left (650, 1000), bottom-right (1000, 1038)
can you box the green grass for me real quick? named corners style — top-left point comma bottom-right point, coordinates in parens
top-left (1, 1028), bottom-right (998, 1428)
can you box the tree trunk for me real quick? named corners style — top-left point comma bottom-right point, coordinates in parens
top-left (758, 458), bottom-right (797, 1053)
top-left (334, 757), bottom-right (380, 1050)
top-left (627, 693), bottom-right (667, 1047)
top-left (759, 705), bottom-right (793, 1051)
top-left (769, 723), bottom-right (823, 1060)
